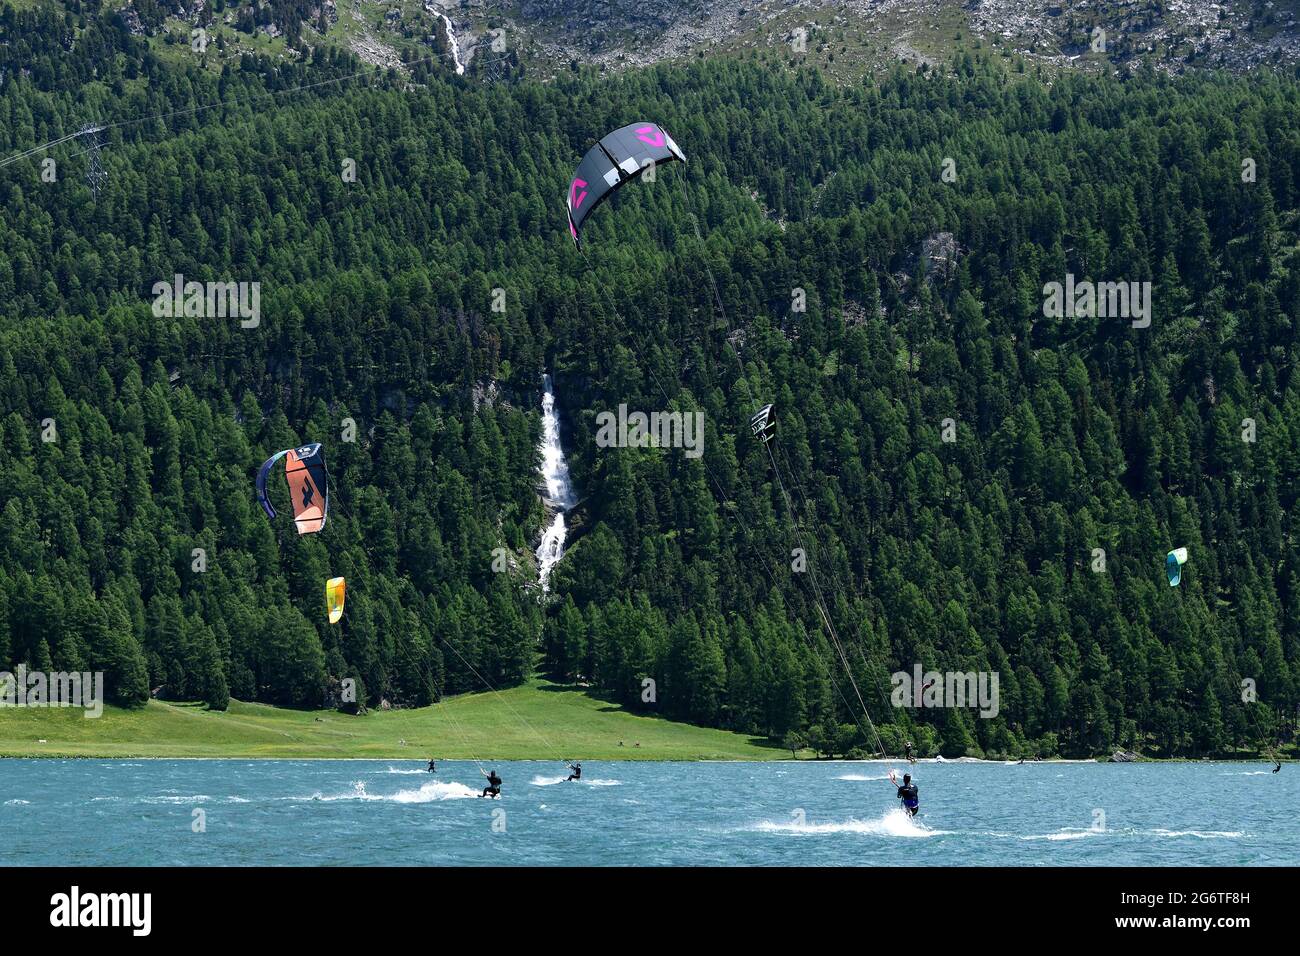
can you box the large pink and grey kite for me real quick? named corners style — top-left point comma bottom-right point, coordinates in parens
top-left (566, 122), bottom-right (686, 247)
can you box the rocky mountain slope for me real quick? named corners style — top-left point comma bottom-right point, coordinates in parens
top-left (102, 0), bottom-right (1300, 78)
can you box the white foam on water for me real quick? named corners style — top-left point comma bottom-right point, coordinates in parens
top-left (143, 794), bottom-right (211, 804)
top-left (751, 807), bottom-right (947, 838)
top-left (388, 781), bottom-right (481, 803)
top-left (378, 767), bottom-right (429, 775)
top-left (4, 799), bottom-right (31, 805)
top-left (530, 775), bottom-right (620, 787)
top-left (1018, 826), bottom-right (1241, 842)
top-left (1021, 827), bottom-right (1102, 841)
top-left (837, 773), bottom-right (890, 781)
top-left (304, 780), bottom-right (479, 803)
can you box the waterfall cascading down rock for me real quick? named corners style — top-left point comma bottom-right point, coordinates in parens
top-left (536, 374), bottom-right (576, 592)
top-left (425, 3), bottom-right (466, 74)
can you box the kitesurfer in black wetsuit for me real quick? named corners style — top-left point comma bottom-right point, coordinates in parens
top-left (566, 762), bottom-right (582, 782)
top-left (904, 741), bottom-right (915, 765)
top-left (1275, 761), bottom-right (1282, 773)
top-left (427, 759), bottom-right (436, 773)
top-left (481, 769), bottom-right (502, 798)
top-left (896, 773), bottom-right (919, 817)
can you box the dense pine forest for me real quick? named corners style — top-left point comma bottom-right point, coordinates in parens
top-left (3, 4), bottom-right (1300, 759)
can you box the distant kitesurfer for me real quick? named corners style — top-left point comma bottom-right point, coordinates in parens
top-left (566, 762), bottom-right (582, 782)
top-left (427, 758), bottom-right (436, 773)
top-left (1275, 761), bottom-right (1282, 773)
top-left (904, 741), bottom-right (915, 765)
top-left (895, 772), bottom-right (919, 817)
top-left (481, 769), bottom-right (502, 798)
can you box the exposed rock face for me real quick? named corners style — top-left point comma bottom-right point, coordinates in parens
top-left (520, 0), bottom-right (686, 31)
top-left (511, 0), bottom-right (1299, 71)
top-left (351, 31), bottom-right (404, 68)
top-left (472, 380), bottom-right (500, 411)
top-left (117, 3), bottom-right (147, 36)
top-left (519, 0), bottom-right (702, 51)
top-left (116, 0), bottom-right (1299, 76)
top-left (1108, 749), bottom-right (1141, 762)
top-left (963, 0), bottom-right (1300, 71)
top-left (921, 232), bottom-right (958, 277)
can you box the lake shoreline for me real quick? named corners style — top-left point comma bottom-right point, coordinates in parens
top-left (2, 681), bottom-right (1287, 763)
top-left (0, 754), bottom-right (1284, 764)
top-left (1, 750), bottom-right (1288, 764)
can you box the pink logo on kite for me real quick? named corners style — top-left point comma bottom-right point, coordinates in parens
top-left (570, 178), bottom-right (588, 210)
top-left (635, 126), bottom-right (664, 148)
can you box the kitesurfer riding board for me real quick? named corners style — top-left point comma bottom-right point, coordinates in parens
top-left (480, 769), bottom-right (502, 798)
top-left (888, 769), bottom-right (919, 817)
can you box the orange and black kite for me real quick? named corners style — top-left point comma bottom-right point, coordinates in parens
top-left (256, 443), bottom-right (329, 534)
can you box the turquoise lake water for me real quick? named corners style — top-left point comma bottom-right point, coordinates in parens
top-left (2, 759), bottom-right (1293, 866)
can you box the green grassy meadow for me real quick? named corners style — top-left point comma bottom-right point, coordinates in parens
top-left (0, 678), bottom-right (790, 761)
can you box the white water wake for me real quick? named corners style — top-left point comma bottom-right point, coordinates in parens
top-left (530, 775), bottom-right (621, 787)
top-left (751, 807), bottom-right (947, 838)
top-left (304, 780), bottom-right (479, 803)
top-left (1018, 826), bottom-right (1244, 841)
top-left (1019, 828), bottom-right (1101, 841)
